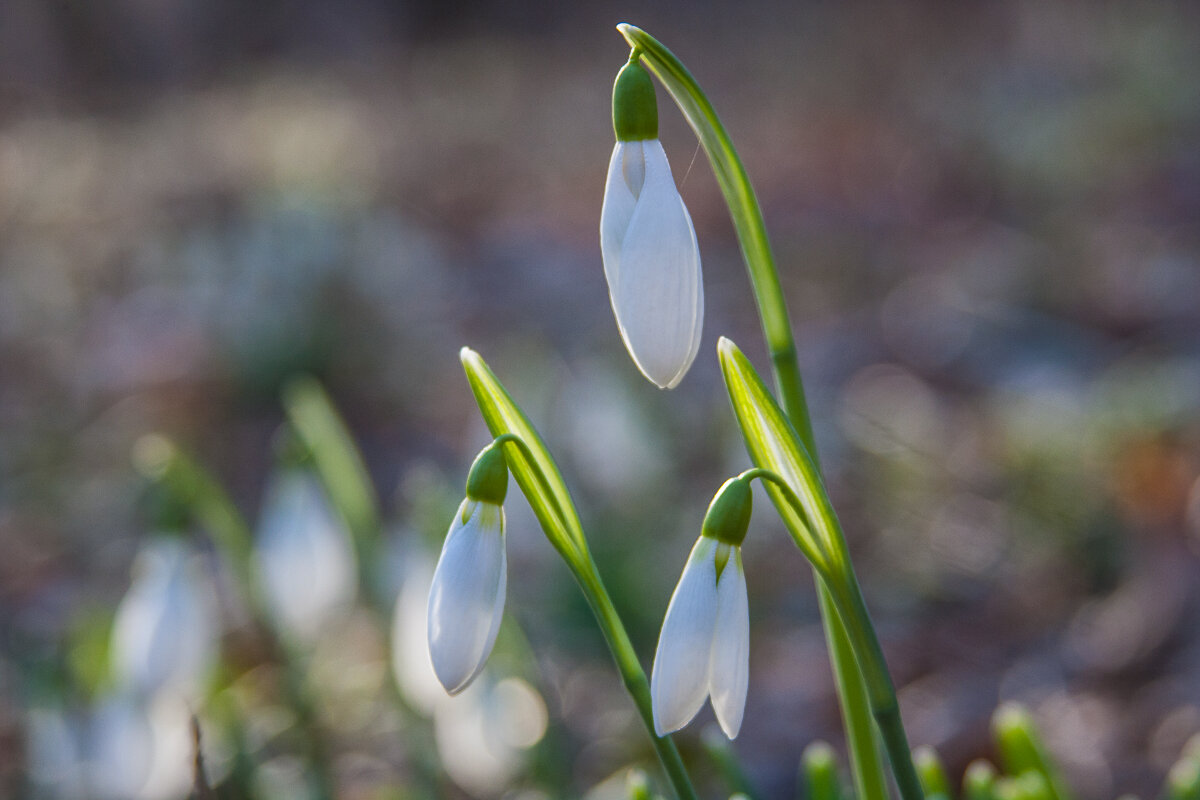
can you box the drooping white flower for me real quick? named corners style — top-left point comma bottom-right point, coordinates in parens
top-left (109, 537), bottom-right (218, 698)
top-left (427, 498), bottom-right (507, 695)
top-left (651, 536), bottom-right (750, 739)
top-left (600, 58), bottom-right (703, 390)
top-left (601, 138), bottom-right (704, 390)
top-left (254, 470), bottom-right (357, 644)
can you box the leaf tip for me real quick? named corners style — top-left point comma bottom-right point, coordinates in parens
top-left (616, 22), bottom-right (639, 45)
top-left (459, 346), bottom-right (479, 365)
top-left (717, 336), bottom-right (740, 361)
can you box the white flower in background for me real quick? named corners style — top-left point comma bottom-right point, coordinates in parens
top-left (85, 696), bottom-right (153, 800)
top-left (432, 675), bottom-right (548, 797)
top-left (109, 537), bottom-right (218, 698)
top-left (600, 59), bottom-right (703, 390)
top-left (82, 693), bottom-right (214, 800)
top-left (390, 547), bottom-right (445, 714)
top-left (255, 470), bottom-right (357, 643)
top-left (651, 536), bottom-right (750, 739)
top-left (427, 498), bottom-right (507, 695)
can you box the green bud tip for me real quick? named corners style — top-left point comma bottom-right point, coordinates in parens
top-left (465, 444), bottom-right (508, 505)
top-left (612, 57), bottom-right (658, 142)
top-left (702, 477), bottom-right (753, 547)
top-left (963, 760), bottom-right (998, 800)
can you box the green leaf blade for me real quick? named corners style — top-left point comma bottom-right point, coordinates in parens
top-left (716, 338), bottom-right (838, 573)
top-left (460, 348), bottom-right (585, 557)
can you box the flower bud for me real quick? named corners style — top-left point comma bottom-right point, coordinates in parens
top-left (701, 477), bottom-right (753, 547)
top-left (465, 444), bottom-right (508, 506)
top-left (612, 58), bottom-right (658, 142)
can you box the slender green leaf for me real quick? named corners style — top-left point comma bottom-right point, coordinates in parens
top-left (283, 377), bottom-right (382, 546)
top-left (283, 375), bottom-right (386, 605)
top-left (716, 338), bottom-right (840, 574)
top-left (460, 348), bottom-right (587, 561)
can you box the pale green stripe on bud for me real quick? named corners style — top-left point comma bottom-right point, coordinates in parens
top-left (802, 742), bottom-right (844, 800)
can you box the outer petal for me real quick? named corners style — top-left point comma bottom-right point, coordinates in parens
top-left (708, 547), bottom-right (750, 738)
top-left (600, 141), bottom-right (642, 292)
top-left (651, 537), bottom-right (718, 735)
top-left (427, 500), bottom-right (507, 695)
top-left (612, 139), bottom-right (703, 389)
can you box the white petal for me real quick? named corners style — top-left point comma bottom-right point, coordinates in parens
top-left (651, 537), bottom-right (718, 735)
top-left (427, 500), bottom-right (507, 695)
top-left (612, 139), bottom-right (703, 389)
top-left (600, 141), bottom-right (641, 292)
top-left (708, 548), bottom-right (750, 738)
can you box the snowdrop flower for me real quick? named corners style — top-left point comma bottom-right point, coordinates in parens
top-left (600, 57), bottom-right (703, 390)
top-left (110, 536), bottom-right (218, 698)
top-left (255, 470), bottom-right (357, 644)
top-left (427, 444), bottom-right (510, 695)
top-left (652, 478), bottom-right (753, 738)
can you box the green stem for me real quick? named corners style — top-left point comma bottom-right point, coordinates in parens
top-left (488, 432), bottom-right (697, 800)
top-left (618, 24), bottom-right (917, 800)
top-left (828, 575), bottom-right (923, 800)
top-left (576, 560), bottom-right (700, 800)
top-left (819, 587), bottom-right (889, 800)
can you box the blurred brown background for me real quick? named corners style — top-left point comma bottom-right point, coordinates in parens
top-left (3, 1), bottom-right (1200, 798)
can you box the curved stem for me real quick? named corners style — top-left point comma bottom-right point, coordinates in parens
top-left (617, 24), bottom-right (815, 449)
top-left (490, 432), bottom-right (698, 800)
top-left (737, 468), bottom-right (832, 574)
top-left (619, 24), bottom-right (918, 800)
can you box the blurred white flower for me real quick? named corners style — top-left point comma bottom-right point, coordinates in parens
top-left (427, 498), bottom-right (507, 695)
top-left (600, 137), bottom-right (703, 389)
top-left (433, 676), bottom-right (548, 798)
top-left (390, 547), bottom-right (445, 714)
top-left (651, 536), bottom-right (749, 739)
top-left (255, 470), bottom-right (357, 643)
top-left (110, 537), bottom-right (218, 698)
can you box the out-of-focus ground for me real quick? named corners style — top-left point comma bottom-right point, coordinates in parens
top-left (3, 1), bottom-right (1200, 798)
